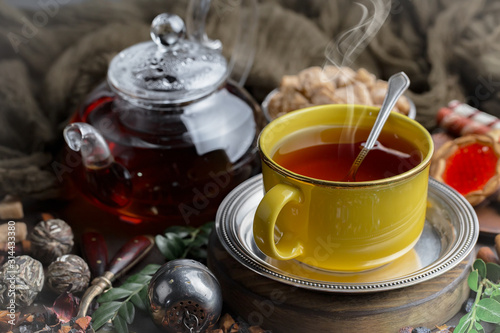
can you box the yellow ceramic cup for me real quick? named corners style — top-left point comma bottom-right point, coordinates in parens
top-left (253, 105), bottom-right (434, 272)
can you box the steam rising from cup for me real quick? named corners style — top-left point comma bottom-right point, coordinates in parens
top-left (324, 0), bottom-right (391, 75)
top-left (322, 0), bottom-right (392, 158)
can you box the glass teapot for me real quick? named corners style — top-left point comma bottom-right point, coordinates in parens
top-left (62, 0), bottom-right (264, 227)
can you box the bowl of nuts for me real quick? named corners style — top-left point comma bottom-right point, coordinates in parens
top-left (262, 66), bottom-right (416, 122)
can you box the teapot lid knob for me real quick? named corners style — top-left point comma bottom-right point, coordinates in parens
top-left (107, 13), bottom-right (227, 106)
top-left (150, 13), bottom-right (186, 48)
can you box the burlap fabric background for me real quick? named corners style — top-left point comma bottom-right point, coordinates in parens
top-left (0, 0), bottom-right (499, 200)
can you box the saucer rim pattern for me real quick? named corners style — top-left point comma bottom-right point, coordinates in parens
top-left (215, 174), bottom-right (479, 293)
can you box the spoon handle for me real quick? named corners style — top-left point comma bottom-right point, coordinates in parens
top-left (81, 231), bottom-right (108, 278)
top-left (344, 72), bottom-right (410, 181)
top-left (364, 72), bottom-right (410, 150)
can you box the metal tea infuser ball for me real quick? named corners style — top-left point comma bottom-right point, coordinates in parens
top-left (148, 259), bottom-right (223, 333)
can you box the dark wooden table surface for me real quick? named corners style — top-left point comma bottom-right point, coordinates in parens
top-left (7, 187), bottom-right (500, 333)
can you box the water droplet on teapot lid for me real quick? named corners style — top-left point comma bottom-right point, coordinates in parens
top-left (107, 13), bottom-right (227, 106)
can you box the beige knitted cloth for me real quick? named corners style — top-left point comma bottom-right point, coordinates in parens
top-left (0, 0), bottom-right (499, 199)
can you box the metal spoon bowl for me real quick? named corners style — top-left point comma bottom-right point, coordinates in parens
top-left (344, 72), bottom-right (410, 181)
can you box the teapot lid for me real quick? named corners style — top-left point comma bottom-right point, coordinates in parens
top-left (107, 13), bottom-right (227, 106)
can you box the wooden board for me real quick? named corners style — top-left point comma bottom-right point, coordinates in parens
top-left (208, 233), bottom-right (472, 333)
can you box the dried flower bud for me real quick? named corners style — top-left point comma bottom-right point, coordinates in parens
top-left (29, 219), bottom-right (74, 265)
top-left (47, 255), bottom-right (91, 294)
top-left (0, 255), bottom-right (44, 308)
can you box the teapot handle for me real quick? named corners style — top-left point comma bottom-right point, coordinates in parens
top-left (186, 0), bottom-right (258, 86)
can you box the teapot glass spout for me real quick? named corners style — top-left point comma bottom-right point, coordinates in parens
top-left (64, 122), bottom-right (113, 169)
top-left (63, 123), bottom-right (133, 208)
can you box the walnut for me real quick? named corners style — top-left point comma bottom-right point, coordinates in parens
top-left (351, 82), bottom-right (373, 105)
top-left (354, 67), bottom-right (377, 88)
top-left (266, 66), bottom-right (413, 120)
top-left (298, 66), bottom-right (334, 98)
top-left (280, 75), bottom-right (301, 91)
top-left (282, 91), bottom-right (310, 115)
top-left (310, 87), bottom-right (341, 105)
top-left (395, 95), bottom-right (411, 115)
top-left (331, 66), bottom-right (356, 87)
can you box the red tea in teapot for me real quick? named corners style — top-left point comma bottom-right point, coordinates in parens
top-left (62, 9), bottom-right (263, 229)
top-left (64, 83), bottom-right (262, 227)
top-left (272, 126), bottom-right (422, 182)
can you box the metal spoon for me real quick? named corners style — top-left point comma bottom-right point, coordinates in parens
top-left (344, 71), bottom-right (410, 181)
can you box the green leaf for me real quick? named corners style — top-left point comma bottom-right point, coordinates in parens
top-left (139, 264), bottom-right (161, 276)
top-left (98, 287), bottom-right (134, 303)
top-left (188, 247), bottom-right (208, 260)
top-left (200, 221), bottom-right (215, 233)
top-left (130, 293), bottom-right (146, 312)
top-left (163, 226), bottom-right (194, 238)
top-left (92, 301), bottom-right (122, 330)
top-left (474, 321), bottom-right (484, 333)
top-left (138, 285), bottom-right (149, 306)
top-left (155, 233), bottom-right (186, 260)
top-left (493, 326), bottom-right (500, 333)
top-left (125, 274), bottom-right (152, 285)
top-left (190, 232), bottom-right (210, 248)
top-left (119, 283), bottom-right (145, 293)
top-left (93, 261), bottom-right (161, 332)
top-left (469, 270), bottom-right (480, 292)
top-left (454, 312), bottom-right (473, 333)
top-left (476, 298), bottom-right (500, 323)
top-left (474, 259), bottom-right (487, 279)
top-left (113, 314), bottom-right (129, 333)
top-left (487, 262), bottom-right (500, 283)
top-left (118, 302), bottom-right (135, 325)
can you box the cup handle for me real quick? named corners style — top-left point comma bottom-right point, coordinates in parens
top-left (253, 184), bottom-right (304, 260)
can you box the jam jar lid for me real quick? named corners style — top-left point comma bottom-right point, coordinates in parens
top-left (107, 13), bottom-right (228, 106)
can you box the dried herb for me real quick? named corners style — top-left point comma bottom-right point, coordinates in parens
top-left (155, 222), bottom-right (214, 261)
top-left (52, 291), bottom-right (80, 323)
top-left (455, 259), bottom-right (500, 333)
top-left (91, 264), bottom-right (160, 333)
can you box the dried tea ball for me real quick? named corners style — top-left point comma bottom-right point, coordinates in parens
top-left (0, 255), bottom-right (44, 308)
top-left (47, 254), bottom-right (91, 294)
top-left (29, 219), bottom-right (74, 265)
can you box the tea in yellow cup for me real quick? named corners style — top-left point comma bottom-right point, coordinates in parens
top-left (253, 105), bottom-right (434, 272)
